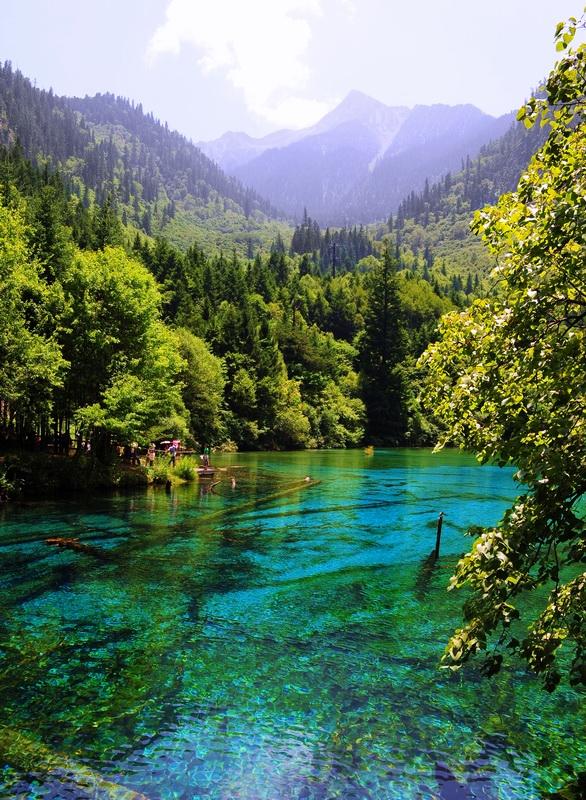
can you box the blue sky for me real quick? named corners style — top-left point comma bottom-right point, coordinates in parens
top-left (0, 0), bottom-right (581, 141)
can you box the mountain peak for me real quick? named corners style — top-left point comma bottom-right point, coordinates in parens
top-left (339, 89), bottom-right (388, 109)
top-left (315, 91), bottom-right (402, 130)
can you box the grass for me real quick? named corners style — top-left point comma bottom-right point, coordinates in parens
top-left (147, 455), bottom-right (201, 484)
top-left (172, 456), bottom-right (200, 481)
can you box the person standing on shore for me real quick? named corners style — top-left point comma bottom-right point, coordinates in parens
top-left (131, 442), bottom-right (140, 466)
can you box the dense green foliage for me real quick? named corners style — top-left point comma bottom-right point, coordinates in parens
top-left (59, 247), bottom-right (187, 451)
top-left (420, 13), bottom-right (586, 689)
top-left (0, 30), bottom-right (556, 464)
top-left (0, 191), bottom-right (187, 453)
top-left (0, 195), bottom-right (64, 426)
top-left (290, 209), bottom-right (373, 273)
top-left (357, 251), bottom-right (406, 443)
top-left (130, 227), bottom-right (450, 449)
top-left (0, 139), bottom-right (453, 456)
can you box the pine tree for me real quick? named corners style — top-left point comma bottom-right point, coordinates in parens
top-left (359, 250), bottom-right (407, 443)
top-left (94, 192), bottom-right (123, 249)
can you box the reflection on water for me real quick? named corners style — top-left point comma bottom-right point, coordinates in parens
top-left (0, 449), bottom-right (583, 799)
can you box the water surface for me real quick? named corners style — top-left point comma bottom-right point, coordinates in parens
top-left (0, 449), bottom-right (583, 799)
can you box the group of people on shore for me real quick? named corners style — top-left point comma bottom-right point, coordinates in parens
top-left (141, 441), bottom-right (212, 469)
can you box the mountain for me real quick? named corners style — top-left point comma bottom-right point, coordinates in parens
top-left (296, 90), bottom-right (410, 160)
top-left (341, 104), bottom-right (515, 223)
top-left (383, 112), bottom-right (548, 299)
top-left (230, 93), bottom-right (411, 222)
top-left (0, 61), bottom-right (287, 254)
top-left (198, 90), bottom-right (409, 173)
top-left (226, 92), bottom-right (409, 223)
top-left (0, 60), bottom-right (539, 257)
top-left (201, 92), bottom-right (513, 225)
top-left (232, 121), bottom-right (380, 224)
top-left (197, 129), bottom-right (302, 173)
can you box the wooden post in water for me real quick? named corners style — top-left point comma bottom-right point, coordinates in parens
top-left (434, 512), bottom-right (445, 561)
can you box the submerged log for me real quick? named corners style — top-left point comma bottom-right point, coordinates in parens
top-left (46, 536), bottom-right (81, 549)
top-left (199, 478), bottom-right (320, 525)
top-left (0, 725), bottom-right (150, 799)
top-left (45, 537), bottom-right (112, 560)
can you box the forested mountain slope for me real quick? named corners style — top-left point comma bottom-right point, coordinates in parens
top-left (0, 61), bottom-right (287, 254)
top-left (381, 116), bottom-right (549, 299)
top-left (342, 105), bottom-right (514, 223)
top-left (282, 114), bottom-right (547, 300)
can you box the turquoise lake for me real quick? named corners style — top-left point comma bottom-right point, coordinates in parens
top-left (0, 449), bottom-right (583, 799)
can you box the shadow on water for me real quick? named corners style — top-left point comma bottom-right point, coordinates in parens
top-left (431, 759), bottom-right (497, 800)
top-left (414, 551), bottom-right (439, 600)
top-left (413, 548), bottom-right (461, 602)
top-left (417, 735), bottom-right (509, 799)
top-left (8, 559), bottom-right (81, 607)
top-left (544, 772), bottom-right (586, 799)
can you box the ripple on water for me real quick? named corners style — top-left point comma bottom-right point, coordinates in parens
top-left (0, 450), bottom-right (582, 800)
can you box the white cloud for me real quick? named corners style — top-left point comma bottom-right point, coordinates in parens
top-left (147, 0), bottom-right (339, 128)
top-left (263, 95), bottom-right (336, 128)
top-left (339, 0), bottom-right (356, 18)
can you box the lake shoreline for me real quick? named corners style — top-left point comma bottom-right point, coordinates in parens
top-left (0, 446), bottom-right (395, 501)
top-left (0, 452), bottom-right (151, 500)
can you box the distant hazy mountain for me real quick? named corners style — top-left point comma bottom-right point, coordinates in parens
top-left (299, 90), bottom-right (410, 162)
top-left (198, 90), bottom-right (409, 173)
top-left (200, 92), bottom-right (513, 224)
top-left (197, 128), bottom-right (302, 173)
top-left (231, 120), bottom-right (384, 224)
top-left (341, 104), bottom-right (515, 224)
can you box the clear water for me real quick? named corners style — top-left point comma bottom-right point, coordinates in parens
top-left (0, 449), bottom-right (583, 799)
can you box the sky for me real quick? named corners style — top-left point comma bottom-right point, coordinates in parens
top-left (0, 0), bottom-right (582, 142)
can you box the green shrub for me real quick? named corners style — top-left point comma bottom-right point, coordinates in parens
top-left (172, 456), bottom-right (199, 482)
top-left (148, 458), bottom-right (170, 484)
top-left (0, 467), bottom-right (19, 499)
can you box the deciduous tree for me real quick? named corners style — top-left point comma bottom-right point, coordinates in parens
top-left (420, 13), bottom-right (586, 689)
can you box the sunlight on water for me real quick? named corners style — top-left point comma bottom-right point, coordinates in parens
top-left (0, 449), bottom-right (583, 799)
